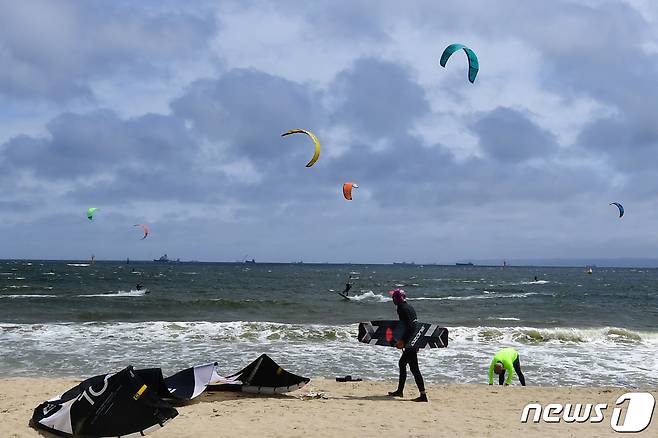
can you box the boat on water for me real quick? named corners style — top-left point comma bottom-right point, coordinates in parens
top-left (456, 262), bottom-right (474, 266)
top-left (244, 259), bottom-right (256, 264)
top-left (153, 254), bottom-right (180, 263)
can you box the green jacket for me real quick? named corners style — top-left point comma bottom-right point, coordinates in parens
top-left (488, 348), bottom-right (519, 385)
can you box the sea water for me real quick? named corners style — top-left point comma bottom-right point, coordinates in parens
top-left (0, 261), bottom-right (656, 387)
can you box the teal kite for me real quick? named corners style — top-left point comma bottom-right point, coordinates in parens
top-left (440, 44), bottom-right (479, 83)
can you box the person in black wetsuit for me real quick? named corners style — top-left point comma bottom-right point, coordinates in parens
top-left (342, 275), bottom-right (353, 296)
top-left (387, 289), bottom-right (428, 402)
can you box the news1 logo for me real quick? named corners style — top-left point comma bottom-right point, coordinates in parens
top-left (520, 392), bottom-right (655, 433)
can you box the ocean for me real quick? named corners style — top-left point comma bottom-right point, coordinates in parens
top-left (1, 261), bottom-right (656, 387)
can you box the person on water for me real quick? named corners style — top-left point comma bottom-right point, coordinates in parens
top-left (342, 275), bottom-right (353, 296)
top-left (387, 289), bottom-right (428, 402)
top-left (488, 347), bottom-right (526, 386)
top-left (136, 283), bottom-right (150, 294)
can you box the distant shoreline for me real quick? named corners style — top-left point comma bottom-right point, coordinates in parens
top-left (2, 258), bottom-right (658, 269)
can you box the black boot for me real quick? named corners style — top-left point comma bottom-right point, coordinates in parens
top-left (387, 390), bottom-right (404, 397)
top-left (412, 393), bottom-right (428, 402)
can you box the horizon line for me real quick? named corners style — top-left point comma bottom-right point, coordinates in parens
top-left (3, 257), bottom-right (658, 269)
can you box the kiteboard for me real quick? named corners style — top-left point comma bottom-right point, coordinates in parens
top-left (358, 320), bottom-right (448, 349)
top-left (336, 292), bottom-right (351, 301)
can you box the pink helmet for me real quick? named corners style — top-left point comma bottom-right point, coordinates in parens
top-left (388, 288), bottom-right (406, 304)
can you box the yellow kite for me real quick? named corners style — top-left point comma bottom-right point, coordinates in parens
top-left (281, 129), bottom-right (321, 167)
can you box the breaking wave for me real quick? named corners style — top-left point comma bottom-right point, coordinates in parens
top-left (0, 294), bottom-right (58, 299)
top-left (344, 291), bottom-right (389, 302)
top-left (412, 292), bottom-right (544, 301)
top-left (1, 321), bottom-right (656, 386)
top-left (450, 326), bottom-right (655, 345)
top-left (77, 290), bottom-right (147, 298)
top-left (1, 321), bottom-right (654, 347)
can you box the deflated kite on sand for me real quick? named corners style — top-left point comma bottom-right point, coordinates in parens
top-left (31, 354), bottom-right (309, 437)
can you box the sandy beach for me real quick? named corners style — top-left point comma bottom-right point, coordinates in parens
top-left (2, 378), bottom-right (655, 437)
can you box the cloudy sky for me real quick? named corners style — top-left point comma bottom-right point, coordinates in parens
top-left (1, 0), bottom-right (658, 263)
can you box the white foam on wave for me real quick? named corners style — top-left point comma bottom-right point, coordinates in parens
top-left (0, 321), bottom-right (356, 348)
top-left (346, 291), bottom-right (390, 302)
top-left (449, 326), bottom-right (658, 346)
top-left (77, 289), bottom-right (147, 298)
top-left (442, 326), bottom-right (658, 387)
top-left (412, 292), bottom-right (542, 301)
top-left (493, 280), bottom-right (551, 287)
top-left (67, 263), bottom-right (90, 267)
top-left (421, 278), bottom-right (483, 283)
top-left (0, 294), bottom-right (57, 299)
top-left (0, 321), bottom-right (656, 387)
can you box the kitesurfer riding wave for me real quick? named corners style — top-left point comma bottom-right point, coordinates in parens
top-left (342, 276), bottom-right (353, 296)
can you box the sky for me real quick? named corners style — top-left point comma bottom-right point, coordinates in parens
top-left (2, 0), bottom-right (658, 263)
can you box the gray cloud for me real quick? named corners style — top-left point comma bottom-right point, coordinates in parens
top-left (0, 55), bottom-right (617, 221)
top-left (471, 107), bottom-right (557, 163)
top-left (1, 0), bottom-right (658, 261)
top-left (172, 69), bottom-right (323, 165)
top-left (330, 58), bottom-right (429, 137)
top-left (4, 110), bottom-right (196, 180)
top-left (0, 0), bottom-right (215, 101)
